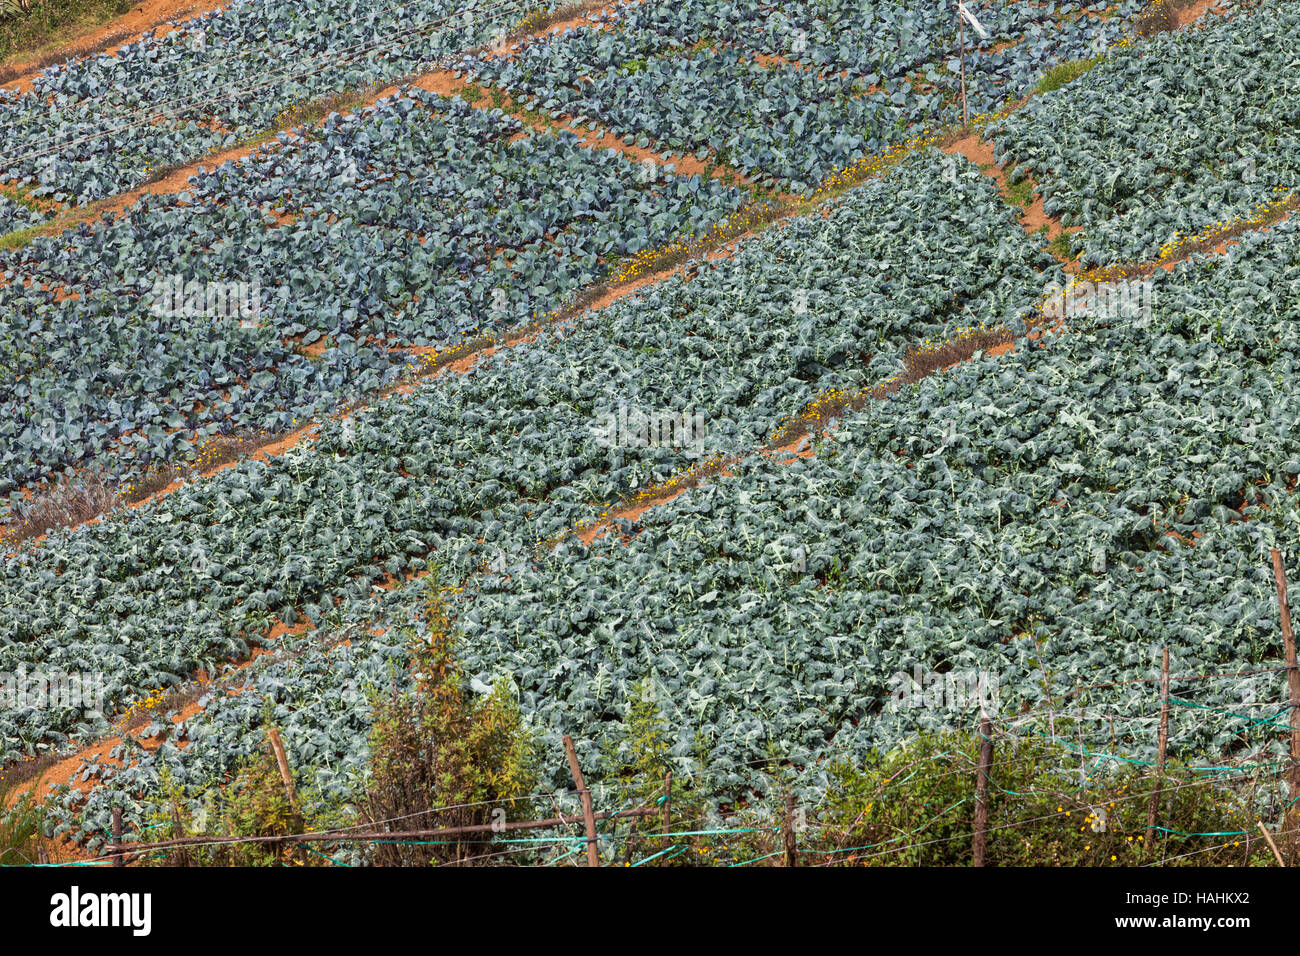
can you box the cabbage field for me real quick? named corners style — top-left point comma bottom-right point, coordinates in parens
top-left (1, 0), bottom-right (1296, 865)
top-left (0, 89), bottom-right (744, 491)
top-left (0, 0), bottom-right (569, 203)
top-left (990, 0), bottom-right (1298, 264)
top-left (459, 0), bottom-right (1143, 190)
top-left (0, 148), bottom-right (1051, 768)
top-left (50, 176), bottom-right (1300, 848)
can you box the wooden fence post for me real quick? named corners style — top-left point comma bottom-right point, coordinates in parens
top-left (111, 807), bottom-right (124, 867)
top-left (266, 725), bottom-right (307, 865)
top-left (1147, 648), bottom-right (1171, 832)
top-left (171, 805), bottom-right (191, 867)
top-left (783, 793), bottom-right (798, 867)
top-left (266, 726), bottom-right (299, 809)
top-left (563, 735), bottom-right (600, 867)
top-left (1272, 550), bottom-right (1300, 789)
top-left (973, 716), bottom-right (994, 867)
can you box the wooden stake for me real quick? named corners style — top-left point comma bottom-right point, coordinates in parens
top-left (1257, 821), bottom-right (1286, 867)
top-left (973, 716), bottom-right (994, 866)
top-left (266, 726), bottom-right (299, 809)
top-left (1271, 549), bottom-right (1300, 788)
top-left (563, 734), bottom-right (600, 867)
top-left (111, 807), bottom-right (124, 867)
top-left (171, 805), bottom-right (191, 867)
top-left (1147, 648), bottom-right (1171, 831)
top-left (662, 772), bottom-right (673, 835)
top-left (958, 10), bottom-right (969, 130)
top-left (783, 793), bottom-right (798, 867)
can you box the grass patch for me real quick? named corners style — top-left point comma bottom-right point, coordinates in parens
top-left (1004, 173), bottom-right (1037, 209)
top-left (272, 87), bottom-right (376, 131)
top-left (1034, 56), bottom-right (1103, 94)
top-left (0, 0), bottom-right (212, 84)
top-left (1047, 231), bottom-right (1075, 260)
top-left (0, 221), bottom-right (43, 250)
top-left (0, 0), bottom-right (132, 64)
top-left (0, 181), bottom-right (53, 212)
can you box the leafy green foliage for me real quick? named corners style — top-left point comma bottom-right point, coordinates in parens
top-left (0, 90), bottom-right (745, 491)
top-left (992, 0), bottom-right (1300, 264)
top-left (0, 775), bottom-right (51, 865)
top-left (1033, 55), bottom-right (1102, 94)
top-left (462, 0), bottom-right (1141, 191)
top-left (812, 726), bottom-right (1274, 866)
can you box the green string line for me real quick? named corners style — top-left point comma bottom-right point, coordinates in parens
top-left (728, 849), bottom-right (785, 867)
top-left (303, 845), bottom-right (352, 867)
top-left (1146, 826), bottom-right (1250, 838)
top-left (1169, 696), bottom-right (1298, 733)
top-left (1, 860), bottom-right (115, 867)
top-left (545, 844), bottom-right (585, 866)
top-left (323, 825), bottom-right (770, 850)
top-left (1025, 726), bottom-right (1287, 773)
top-left (629, 843), bottom-right (684, 867)
top-left (628, 826), bottom-right (779, 839)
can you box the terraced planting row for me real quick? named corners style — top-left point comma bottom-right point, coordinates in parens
top-left (4, 0), bottom-right (1286, 867)
top-left (990, 0), bottom-right (1293, 265)
top-left (0, 0), bottom-right (575, 205)
top-left (0, 150), bottom-right (1053, 810)
top-left (0, 0), bottom-right (1224, 497)
top-left (0, 90), bottom-right (746, 496)
top-left (459, 0), bottom-right (1144, 191)
top-left (46, 196), bottom-right (1300, 849)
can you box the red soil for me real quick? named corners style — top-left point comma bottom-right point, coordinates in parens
top-left (943, 133), bottom-right (1081, 268)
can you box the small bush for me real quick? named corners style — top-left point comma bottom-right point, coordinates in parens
top-left (362, 585), bottom-right (538, 865)
top-left (807, 725), bottom-right (1279, 866)
top-left (142, 732), bottom-right (317, 867)
top-left (1047, 231), bottom-right (1075, 260)
top-left (0, 776), bottom-right (52, 865)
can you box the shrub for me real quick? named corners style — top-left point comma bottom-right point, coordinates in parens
top-left (361, 585), bottom-right (538, 865)
top-left (808, 725), bottom-right (1279, 866)
top-left (0, 776), bottom-right (51, 865)
top-left (143, 737), bottom-right (309, 867)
